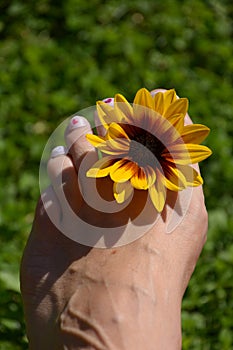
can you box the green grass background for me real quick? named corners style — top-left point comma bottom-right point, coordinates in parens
top-left (0, 0), bottom-right (232, 348)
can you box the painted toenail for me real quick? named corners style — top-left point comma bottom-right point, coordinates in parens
top-left (103, 97), bottom-right (114, 107)
top-left (72, 117), bottom-right (79, 125)
top-left (51, 146), bottom-right (67, 158)
top-left (69, 116), bottom-right (89, 130)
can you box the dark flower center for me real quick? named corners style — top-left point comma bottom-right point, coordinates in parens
top-left (128, 127), bottom-right (166, 168)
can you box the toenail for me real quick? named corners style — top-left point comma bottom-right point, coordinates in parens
top-left (103, 97), bottom-right (114, 107)
top-left (51, 146), bottom-right (67, 158)
top-left (69, 116), bottom-right (89, 130)
top-left (150, 89), bottom-right (167, 97)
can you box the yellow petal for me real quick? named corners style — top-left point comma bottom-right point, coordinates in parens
top-left (99, 145), bottom-right (127, 156)
top-left (149, 178), bottom-right (166, 212)
top-left (130, 167), bottom-right (149, 190)
top-left (86, 134), bottom-right (125, 155)
top-left (110, 159), bottom-right (138, 183)
top-left (115, 94), bottom-right (128, 103)
top-left (177, 164), bottom-right (203, 186)
top-left (114, 94), bottom-right (133, 123)
top-left (133, 88), bottom-right (154, 110)
top-left (162, 143), bottom-right (212, 164)
top-left (108, 122), bottom-right (130, 140)
top-left (137, 107), bottom-right (161, 133)
top-left (160, 174), bottom-right (180, 191)
top-left (153, 92), bottom-right (165, 115)
top-left (157, 89), bottom-right (178, 116)
top-left (130, 166), bottom-right (157, 190)
top-left (165, 113), bottom-right (185, 138)
top-left (149, 115), bottom-right (181, 149)
top-left (162, 163), bottom-right (187, 190)
top-left (144, 166), bottom-right (157, 187)
top-left (164, 98), bottom-right (189, 120)
top-left (105, 138), bottom-right (130, 152)
top-left (113, 181), bottom-right (134, 203)
top-left (150, 113), bottom-right (173, 139)
top-left (163, 89), bottom-right (177, 106)
top-left (97, 101), bottom-right (122, 128)
top-left (86, 134), bottom-right (106, 147)
top-left (86, 156), bottom-right (115, 178)
top-left (181, 124), bottom-right (210, 144)
top-left (99, 143), bottom-right (127, 155)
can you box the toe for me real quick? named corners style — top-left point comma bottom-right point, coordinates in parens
top-left (64, 116), bottom-right (99, 202)
top-left (47, 147), bottom-right (82, 217)
top-left (65, 116), bottom-right (97, 171)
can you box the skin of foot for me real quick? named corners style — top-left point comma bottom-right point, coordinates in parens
top-left (20, 93), bottom-right (208, 350)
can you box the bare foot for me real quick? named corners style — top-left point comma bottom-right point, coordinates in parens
top-left (21, 99), bottom-right (208, 350)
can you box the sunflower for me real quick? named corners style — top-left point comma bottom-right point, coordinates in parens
top-left (86, 88), bottom-right (212, 212)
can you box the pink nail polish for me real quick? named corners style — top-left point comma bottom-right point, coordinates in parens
top-left (72, 117), bottom-right (79, 125)
top-left (103, 97), bottom-right (114, 107)
top-left (69, 116), bottom-right (88, 130)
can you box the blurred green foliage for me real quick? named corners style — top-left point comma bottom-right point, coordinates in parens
top-left (0, 0), bottom-right (232, 348)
